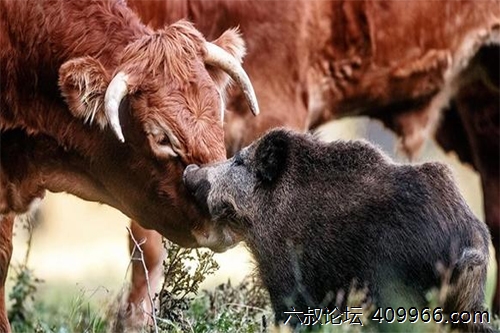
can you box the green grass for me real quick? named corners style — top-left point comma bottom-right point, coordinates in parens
top-left (9, 289), bottom-right (106, 332)
top-left (7, 218), bottom-right (500, 333)
top-left (9, 282), bottom-right (500, 333)
top-left (8, 276), bottom-right (270, 333)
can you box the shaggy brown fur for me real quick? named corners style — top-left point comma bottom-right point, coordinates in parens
top-left (0, 0), bottom-right (249, 330)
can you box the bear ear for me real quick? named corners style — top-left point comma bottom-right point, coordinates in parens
top-left (254, 130), bottom-right (289, 183)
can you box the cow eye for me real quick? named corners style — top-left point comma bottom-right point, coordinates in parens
top-left (146, 124), bottom-right (183, 159)
top-left (151, 134), bottom-right (179, 158)
top-left (157, 135), bottom-right (171, 146)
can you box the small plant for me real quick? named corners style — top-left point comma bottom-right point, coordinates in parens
top-left (155, 239), bottom-right (220, 332)
top-left (155, 239), bottom-right (272, 333)
top-left (8, 216), bottom-right (43, 332)
top-left (189, 275), bottom-right (272, 333)
top-left (8, 265), bottom-right (42, 331)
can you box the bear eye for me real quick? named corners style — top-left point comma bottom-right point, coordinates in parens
top-left (233, 151), bottom-right (244, 166)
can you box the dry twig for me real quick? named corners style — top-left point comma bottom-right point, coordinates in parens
top-left (126, 226), bottom-right (159, 333)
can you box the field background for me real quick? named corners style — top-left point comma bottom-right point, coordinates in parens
top-left (7, 118), bottom-right (497, 323)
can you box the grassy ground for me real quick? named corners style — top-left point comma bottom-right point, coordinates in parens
top-left (7, 237), bottom-right (272, 333)
top-left (8, 263), bottom-right (495, 333)
top-left (7, 241), bottom-right (500, 333)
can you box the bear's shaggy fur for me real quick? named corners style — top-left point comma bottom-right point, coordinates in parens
top-left (183, 129), bottom-right (493, 332)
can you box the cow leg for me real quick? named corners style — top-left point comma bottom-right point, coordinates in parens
top-left (458, 120), bottom-right (500, 315)
top-left (453, 68), bottom-right (499, 314)
top-left (0, 214), bottom-right (15, 333)
top-left (484, 175), bottom-right (500, 314)
top-left (127, 220), bottom-right (165, 323)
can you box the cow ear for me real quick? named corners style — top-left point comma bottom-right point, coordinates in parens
top-left (58, 56), bottom-right (110, 129)
top-left (207, 28), bottom-right (246, 91)
top-left (255, 130), bottom-right (289, 184)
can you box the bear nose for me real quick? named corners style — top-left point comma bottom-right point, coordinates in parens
top-left (183, 164), bottom-right (200, 186)
top-left (184, 163), bottom-right (199, 175)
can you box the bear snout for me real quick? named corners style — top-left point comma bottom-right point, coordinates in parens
top-left (183, 164), bottom-right (200, 178)
top-left (183, 164), bottom-right (201, 192)
top-left (183, 164), bottom-right (212, 213)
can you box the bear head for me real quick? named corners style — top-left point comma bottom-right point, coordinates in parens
top-left (182, 129), bottom-right (293, 252)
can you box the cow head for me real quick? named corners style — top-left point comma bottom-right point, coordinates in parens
top-left (57, 21), bottom-right (259, 247)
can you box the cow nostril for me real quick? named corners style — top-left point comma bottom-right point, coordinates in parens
top-left (183, 164), bottom-right (200, 185)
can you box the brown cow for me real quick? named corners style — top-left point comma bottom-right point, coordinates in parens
top-left (128, 0), bottom-right (500, 320)
top-left (0, 0), bottom-right (259, 331)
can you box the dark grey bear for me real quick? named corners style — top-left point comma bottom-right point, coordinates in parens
top-left (183, 129), bottom-right (493, 332)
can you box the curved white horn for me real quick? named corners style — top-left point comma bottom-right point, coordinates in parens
top-left (104, 71), bottom-right (129, 142)
top-left (204, 42), bottom-right (260, 116)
